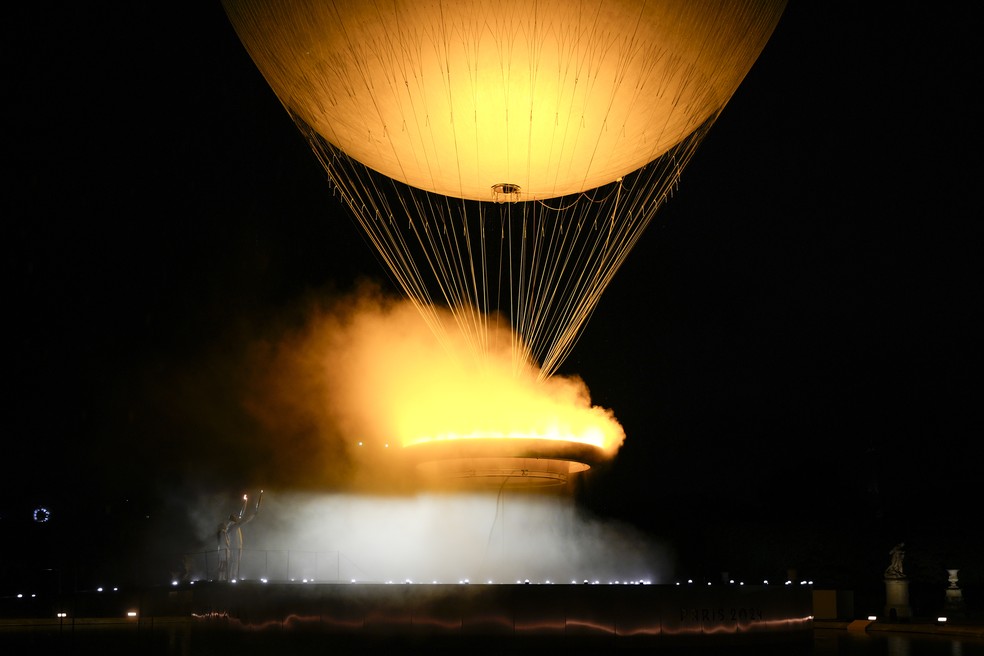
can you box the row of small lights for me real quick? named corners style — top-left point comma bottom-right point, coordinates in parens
top-left (47, 607), bottom-right (951, 625)
top-left (172, 577), bottom-right (656, 586)
top-left (12, 585), bottom-right (121, 599)
top-left (383, 579), bottom-right (654, 585)
top-left (6, 586), bottom-right (137, 620)
top-left (676, 579), bottom-right (814, 586)
top-left (170, 578), bottom-right (825, 587)
top-left (864, 614), bottom-right (951, 625)
top-left (53, 611), bottom-right (138, 619)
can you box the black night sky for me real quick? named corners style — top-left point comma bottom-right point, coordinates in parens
top-left (4, 3), bottom-right (981, 595)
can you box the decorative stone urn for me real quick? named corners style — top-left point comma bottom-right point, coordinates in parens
top-left (944, 568), bottom-right (965, 617)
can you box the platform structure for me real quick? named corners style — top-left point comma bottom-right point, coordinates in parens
top-left (401, 437), bottom-right (607, 490)
top-left (102, 580), bottom-right (815, 650)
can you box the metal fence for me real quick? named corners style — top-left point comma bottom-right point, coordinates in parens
top-left (175, 549), bottom-right (369, 583)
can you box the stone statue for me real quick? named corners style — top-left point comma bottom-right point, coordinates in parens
top-left (216, 491), bottom-right (263, 581)
top-left (884, 542), bottom-right (905, 579)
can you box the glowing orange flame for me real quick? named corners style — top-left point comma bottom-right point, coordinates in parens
top-left (391, 362), bottom-right (623, 455)
top-left (247, 286), bottom-right (624, 490)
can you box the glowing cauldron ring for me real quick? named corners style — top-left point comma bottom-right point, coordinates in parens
top-left (402, 437), bottom-right (606, 488)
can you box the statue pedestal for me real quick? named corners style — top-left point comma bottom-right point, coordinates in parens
top-left (944, 587), bottom-right (965, 616)
top-left (883, 578), bottom-right (912, 621)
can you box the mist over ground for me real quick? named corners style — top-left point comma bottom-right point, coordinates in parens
top-left (179, 491), bottom-right (674, 585)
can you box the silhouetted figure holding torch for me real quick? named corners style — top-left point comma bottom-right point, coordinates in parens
top-left (216, 490), bottom-right (262, 581)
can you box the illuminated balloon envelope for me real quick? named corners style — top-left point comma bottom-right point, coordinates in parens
top-left (225, 0), bottom-right (783, 201)
top-left (222, 1), bottom-right (786, 483)
top-left (223, 0), bottom-right (785, 376)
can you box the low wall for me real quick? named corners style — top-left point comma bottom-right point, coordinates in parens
top-left (139, 581), bottom-right (813, 648)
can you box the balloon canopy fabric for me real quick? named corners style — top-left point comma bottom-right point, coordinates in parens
top-left (223, 0), bottom-right (786, 201)
top-left (223, 0), bottom-right (786, 378)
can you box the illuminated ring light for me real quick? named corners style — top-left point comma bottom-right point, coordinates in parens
top-left (33, 507), bottom-right (51, 523)
top-left (402, 437), bottom-right (606, 489)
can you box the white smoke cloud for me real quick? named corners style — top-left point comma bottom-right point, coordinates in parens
top-left (184, 490), bottom-right (673, 584)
